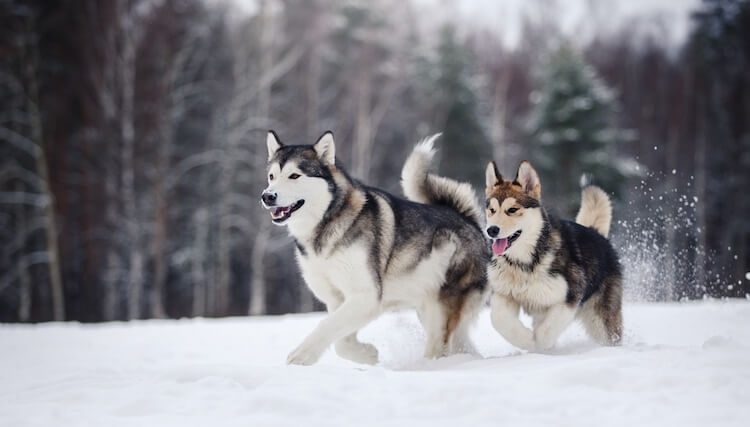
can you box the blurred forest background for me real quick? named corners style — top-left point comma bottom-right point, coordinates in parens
top-left (0, 0), bottom-right (747, 322)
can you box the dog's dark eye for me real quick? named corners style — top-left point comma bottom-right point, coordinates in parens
top-left (269, 173), bottom-right (274, 180)
top-left (289, 173), bottom-right (301, 180)
top-left (489, 208), bottom-right (496, 215)
top-left (507, 207), bottom-right (519, 214)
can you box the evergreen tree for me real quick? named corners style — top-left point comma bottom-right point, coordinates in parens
top-left (527, 45), bottom-right (637, 215)
top-left (423, 25), bottom-right (491, 188)
top-left (688, 0), bottom-right (750, 296)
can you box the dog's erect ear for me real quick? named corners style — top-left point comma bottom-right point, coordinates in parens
top-left (267, 130), bottom-right (283, 161)
top-left (516, 161), bottom-right (541, 199)
top-left (313, 131), bottom-right (335, 165)
top-left (485, 161), bottom-right (502, 192)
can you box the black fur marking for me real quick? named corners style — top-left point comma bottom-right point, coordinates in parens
top-left (312, 171), bottom-right (355, 254)
top-left (505, 211), bottom-right (622, 308)
top-left (502, 210), bottom-right (552, 273)
top-left (364, 191), bottom-right (384, 296)
top-left (552, 219), bottom-right (621, 307)
top-left (273, 146), bottom-right (321, 174)
top-left (315, 130), bottom-right (334, 142)
top-left (486, 194), bottom-right (540, 210)
top-left (268, 129), bottom-right (284, 145)
top-left (331, 189), bottom-right (383, 297)
top-left (423, 182), bottom-right (482, 232)
top-left (294, 239), bottom-right (307, 257)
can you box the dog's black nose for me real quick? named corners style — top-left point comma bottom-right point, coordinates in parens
top-left (261, 192), bottom-right (277, 206)
top-left (486, 226), bottom-right (500, 238)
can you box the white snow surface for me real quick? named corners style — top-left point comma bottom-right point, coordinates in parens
top-left (2, 301), bottom-right (749, 427)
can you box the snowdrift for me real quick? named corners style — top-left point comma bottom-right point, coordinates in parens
top-left (2, 301), bottom-right (749, 427)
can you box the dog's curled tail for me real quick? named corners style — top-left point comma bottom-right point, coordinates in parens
top-left (401, 134), bottom-right (482, 226)
top-left (576, 183), bottom-right (612, 238)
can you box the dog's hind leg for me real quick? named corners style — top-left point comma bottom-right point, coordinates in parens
top-left (602, 277), bottom-right (624, 345)
top-left (581, 278), bottom-right (623, 346)
top-left (579, 298), bottom-right (610, 344)
top-left (580, 302), bottom-right (622, 346)
top-left (445, 289), bottom-right (484, 355)
top-left (418, 300), bottom-right (448, 359)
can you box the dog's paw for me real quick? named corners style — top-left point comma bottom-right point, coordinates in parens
top-left (287, 342), bottom-right (325, 366)
top-left (336, 341), bottom-right (379, 365)
top-left (533, 328), bottom-right (557, 351)
top-left (517, 336), bottom-right (536, 352)
top-left (423, 340), bottom-right (447, 359)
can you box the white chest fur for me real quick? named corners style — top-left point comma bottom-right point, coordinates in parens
top-left (296, 239), bottom-right (456, 310)
top-left (489, 254), bottom-right (568, 312)
top-left (296, 243), bottom-right (373, 302)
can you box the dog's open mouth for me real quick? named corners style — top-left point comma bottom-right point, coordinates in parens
top-left (269, 200), bottom-right (305, 223)
top-left (491, 230), bottom-right (522, 256)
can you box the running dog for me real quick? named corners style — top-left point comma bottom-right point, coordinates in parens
top-left (483, 160), bottom-right (623, 351)
top-left (261, 131), bottom-right (488, 365)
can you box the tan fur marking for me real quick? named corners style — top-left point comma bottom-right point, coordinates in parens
top-left (441, 294), bottom-right (466, 345)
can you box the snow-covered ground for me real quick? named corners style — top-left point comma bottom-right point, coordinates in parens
top-left (2, 301), bottom-right (749, 427)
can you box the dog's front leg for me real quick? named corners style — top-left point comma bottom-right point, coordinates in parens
top-left (490, 293), bottom-right (535, 351)
top-left (533, 303), bottom-right (576, 350)
top-left (287, 292), bottom-right (379, 365)
top-left (324, 295), bottom-right (379, 365)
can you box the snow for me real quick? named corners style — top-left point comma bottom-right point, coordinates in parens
top-left (2, 301), bottom-right (749, 427)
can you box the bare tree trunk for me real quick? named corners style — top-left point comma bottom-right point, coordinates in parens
top-left (103, 167), bottom-right (121, 321)
top-left (150, 105), bottom-right (173, 319)
top-left (664, 127), bottom-right (678, 300)
top-left (32, 125), bottom-right (65, 321)
top-left (215, 168), bottom-right (232, 316)
top-left (150, 172), bottom-right (168, 318)
top-left (15, 182), bottom-right (31, 322)
top-left (246, 0), bottom-right (275, 315)
top-left (351, 44), bottom-right (402, 183)
top-left (490, 71), bottom-right (511, 170)
top-left (149, 11), bottom-right (212, 319)
top-left (192, 208), bottom-right (209, 317)
top-left (248, 223), bottom-right (270, 315)
top-left (23, 17), bottom-right (65, 321)
top-left (353, 67), bottom-right (373, 181)
top-left (694, 97), bottom-right (708, 297)
top-left (118, 4), bottom-right (144, 320)
top-left (297, 4), bottom-right (323, 313)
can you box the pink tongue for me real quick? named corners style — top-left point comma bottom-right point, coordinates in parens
top-left (492, 238), bottom-right (509, 256)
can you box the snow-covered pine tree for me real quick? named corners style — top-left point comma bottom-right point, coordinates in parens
top-left (527, 44), bottom-right (637, 215)
top-left (420, 24), bottom-right (491, 189)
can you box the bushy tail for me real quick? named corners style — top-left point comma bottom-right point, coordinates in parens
top-left (576, 184), bottom-right (612, 238)
top-left (401, 134), bottom-right (482, 226)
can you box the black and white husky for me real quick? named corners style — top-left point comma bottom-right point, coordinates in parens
top-left (483, 160), bottom-right (623, 351)
top-left (262, 131), bottom-right (488, 365)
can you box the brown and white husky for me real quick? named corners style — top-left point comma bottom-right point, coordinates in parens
top-left (483, 160), bottom-right (623, 351)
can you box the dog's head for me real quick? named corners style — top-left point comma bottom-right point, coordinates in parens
top-left (484, 161), bottom-right (543, 257)
top-left (261, 131), bottom-right (336, 227)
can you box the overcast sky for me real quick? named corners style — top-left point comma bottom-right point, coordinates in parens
top-left (414, 0), bottom-right (700, 48)
top-left (221, 0), bottom-right (701, 49)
